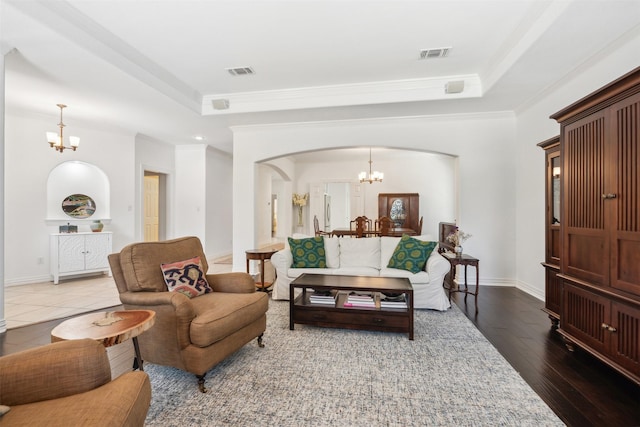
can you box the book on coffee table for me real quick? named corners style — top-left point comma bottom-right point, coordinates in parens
top-left (344, 292), bottom-right (376, 308)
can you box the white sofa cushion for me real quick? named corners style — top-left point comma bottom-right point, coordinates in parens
top-left (380, 236), bottom-right (401, 268)
top-left (324, 237), bottom-right (340, 268)
top-left (339, 237), bottom-right (381, 269)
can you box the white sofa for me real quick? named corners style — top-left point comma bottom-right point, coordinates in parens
top-left (271, 235), bottom-right (451, 311)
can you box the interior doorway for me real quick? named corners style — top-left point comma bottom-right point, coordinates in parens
top-left (143, 171), bottom-right (167, 242)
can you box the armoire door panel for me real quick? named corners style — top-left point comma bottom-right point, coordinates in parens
top-left (612, 235), bottom-right (640, 296)
top-left (562, 283), bottom-right (609, 353)
top-left (565, 231), bottom-right (607, 285)
top-left (563, 114), bottom-right (606, 230)
top-left (563, 113), bottom-right (608, 285)
top-left (611, 301), bottom-right (640, 376)
top-left (550, 227), bottom-right (561, 262)
top-left (610, 93), bottom-right (640, 297)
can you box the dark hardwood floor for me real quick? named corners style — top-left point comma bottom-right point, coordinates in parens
top-left (2, 286), bottom-right (639, 426)
top-left (451, 286), bottom-right (640, 427)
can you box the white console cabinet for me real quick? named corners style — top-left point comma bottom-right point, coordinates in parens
top-left (50, 232), bottom-right (113, 284)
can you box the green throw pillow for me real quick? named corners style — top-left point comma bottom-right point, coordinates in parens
top-left (288, 236), bottom-right (327, 268)
top-left (387, 234), bottom-right (437, 273)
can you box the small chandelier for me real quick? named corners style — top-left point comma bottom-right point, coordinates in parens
top-left (358, 147), bottom-right (383, 184)
top-left (46, 104), bottom-right (80, 153)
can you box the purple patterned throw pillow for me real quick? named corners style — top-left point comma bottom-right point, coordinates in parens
top-left (160, 256), bottom-right (212, 298)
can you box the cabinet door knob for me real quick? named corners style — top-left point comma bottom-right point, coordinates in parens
top-left (601, 323), bottom-right (617, 332)
top-left (601, 193), bottom-right (617, 199)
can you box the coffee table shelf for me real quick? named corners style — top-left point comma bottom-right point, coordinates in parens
top-left (289, 274), bottom-right (414, 340)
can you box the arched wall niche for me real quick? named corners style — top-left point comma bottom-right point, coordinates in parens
top-left (46, 161), bottom-right (111, 221)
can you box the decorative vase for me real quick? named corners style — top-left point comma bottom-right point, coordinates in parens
top-left (297, 206), bottom-right (303, 226)
top-left (455, 245), bottom-right (463, 256)
top-left (90, 220), bottom-right (104, 232)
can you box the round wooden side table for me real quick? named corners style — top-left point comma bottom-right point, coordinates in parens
top-left (51, 310), bottom-right (155, 371)
top-left (442, 252), bottom-right (479, 312)
top-left (246, 248), bottom-right (278, 291)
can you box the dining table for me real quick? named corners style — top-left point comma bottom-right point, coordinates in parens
top-left (331, 227), bottom-right (417, 237)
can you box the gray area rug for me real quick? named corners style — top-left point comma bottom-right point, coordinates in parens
top-left (144, 300), bottom-right (564, 426)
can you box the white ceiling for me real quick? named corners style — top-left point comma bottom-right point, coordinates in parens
top-left (2, 0), bottom-right (640, 154)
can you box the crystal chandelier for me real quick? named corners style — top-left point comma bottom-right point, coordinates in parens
top-left (46, 104), bottom-right (80, 153)
top-left (358, 147), bottom-right (383, 184)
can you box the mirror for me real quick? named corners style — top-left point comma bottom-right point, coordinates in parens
top-left (62, 194), bottom-right (96, 219)
top-left (552, 156), bottom-right (560, 224)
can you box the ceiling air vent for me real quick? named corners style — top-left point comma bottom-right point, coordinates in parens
top-left (419, 47), bottom-right (451, 59)
top-left (226, 66), bottom-right (255, 76)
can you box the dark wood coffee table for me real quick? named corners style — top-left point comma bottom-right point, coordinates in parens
top-left (289, 273), bottom-right (414, 340)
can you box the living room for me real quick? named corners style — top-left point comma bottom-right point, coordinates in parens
top-left (1, 0), bottom-right (640, 424)
top-left (1, 1), bottom-right (639, 303)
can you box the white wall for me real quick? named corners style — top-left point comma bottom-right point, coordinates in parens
top-left (205, 147), bottom-right (233, 259)
top-left (4, 113), bottom-right (135, 285)
top-left (173, 145), bottom-right (207, 242)
top-left (232, 112), bottom-right (517, 287)
top-left (514, 29), bottom-right (640, 300)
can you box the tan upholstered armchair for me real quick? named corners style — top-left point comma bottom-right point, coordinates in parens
top-left (108, 236), bottom-right (269, 393)
top-left (0, 339), bottom-right (151, 426)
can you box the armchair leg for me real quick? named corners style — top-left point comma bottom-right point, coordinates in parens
top-left (196, 374), bottom-right (207, 393)
top-left (257, 333), bottom-right (265, 348)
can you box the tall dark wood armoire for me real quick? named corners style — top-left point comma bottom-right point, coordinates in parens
top-left (547, 66), bottom-right (640, 385)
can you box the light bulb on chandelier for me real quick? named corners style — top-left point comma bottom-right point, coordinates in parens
top-left (46, 104), bottom-right (80, 153)
top-left (358, 147), bottom-right (383, 184)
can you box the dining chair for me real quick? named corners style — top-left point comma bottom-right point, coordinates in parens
top-left (376, 216), bottom-right (393, 236)
top-left (350, 216), bottom-right (372, 238)
top-left (314, 215), bottom-right (330, 237)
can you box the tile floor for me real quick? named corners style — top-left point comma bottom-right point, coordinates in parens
top-left (4, 258), bottom-right (236, 330)
top-left (4, 275), bottom-right (122, 329)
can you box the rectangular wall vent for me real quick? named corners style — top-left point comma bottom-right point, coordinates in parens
top-left (419, 47), bottom-right (451, 59)
top-left (226, 66), bottom-right (255, 76)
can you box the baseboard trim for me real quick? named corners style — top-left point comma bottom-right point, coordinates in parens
top-left (516, 280), bottom-right (544, 301)
top-left (4, 275), bottom-right (52, 287)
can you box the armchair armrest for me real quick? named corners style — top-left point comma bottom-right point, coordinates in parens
top-left (0, 339), bottom-right (111, 406)
top-left (118, 291), bottom-right (195, 350)
top-left (206, 272), bottom-right (255, 293)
